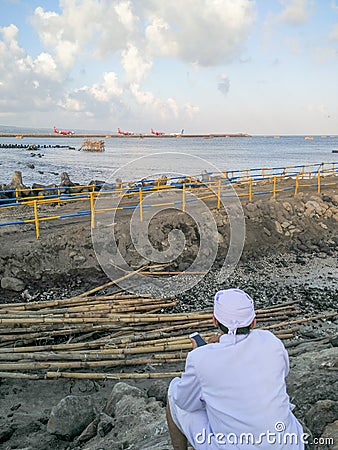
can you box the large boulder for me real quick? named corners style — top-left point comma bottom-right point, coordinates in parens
top-left (1, 276), bottom-right (25, 292)
top-left (81, 382), bottom-right (170, 450)
top-left (103, 382), bottom-right (146, 416)
top-left (4, 171), bottom-right (27, 197)
top-left (319, 420), bottom-right (338, 449)
top-left (47, 395), bottom-right (95, 440)
top-left (60, 172), bottom-right (74, 187)
top-left (305, 400), bottom-right (338, 437)
top-left (147, 380), bottom-right (169, 405)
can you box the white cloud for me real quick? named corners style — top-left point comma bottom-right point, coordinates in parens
top-left (0, 24), bottom-right (61, 114)
top-left (145, 16), bottom-right (179, 56)
top-left (184, 102), bottom-right (200, 119)
top-left (1, 0), bottom-right (256, 129)
top-left (30, 1), bottom-right (139, 63)
top-left (144, 0), bottom-right (255, 66)
top-left (277, 0), bottom-right (313, 25)
top-left (121, 44), bottom-right (153, 83)
top-left (32, 52), bottom-right (58, 79)
top-left (58, 71), bottom-right (124, 115)
top-left (115, 0), bottom-right (138, 32)
top-left (130, 83), bottom-right (195, 121)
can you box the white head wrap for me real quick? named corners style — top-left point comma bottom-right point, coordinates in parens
top-left (214, 289), bottom-right (255, 336)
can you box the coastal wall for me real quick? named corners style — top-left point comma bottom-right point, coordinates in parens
top-left (0, 187), bottom-right (337, 291)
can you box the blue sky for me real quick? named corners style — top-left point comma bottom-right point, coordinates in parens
top-left (0, 0), bottom-right (337, 134)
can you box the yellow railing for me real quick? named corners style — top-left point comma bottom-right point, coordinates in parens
top-left (0, 163), bottom-right (337, 238)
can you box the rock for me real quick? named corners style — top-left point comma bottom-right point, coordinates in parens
top-left (0, 423), bottom-right (15, 444)
top-left (74, 417), bottom-right (99, 444)
top-left (147, 380), bottom-right (169, 405)
top-left (263, 227), bottom-right (271, 236)
top-left (97, 413), bottom-right (114, 437)
top-left (305, 200), bottom-right (324, 217)
top-left (4, 171), bottom-right (28, 197)
top-left (5, 171), bottom-right (26, 190)
top-left (319, 420), bottom-right (338, 449)
top-left (47, 395), bottom-right (95, 440)
top-left (60, 172), bottom-right (74, 187)
top-left (287, 348), bottom-right (338, 422)
top-left (275, 221), bottom-right (283, 234)
top-left (283, 201), bottom-right (293, 212)
top-left (1, 276), bottom-right (25, 292)
top-left (103, 382), bottom-right (146, 416)
top-left (305, 400), bottom-right (338, 437)
top-left (281, 220), bottom-right (292, 229)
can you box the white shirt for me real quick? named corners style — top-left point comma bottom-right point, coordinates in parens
top-left (168, 329), bottom-right (304, 449)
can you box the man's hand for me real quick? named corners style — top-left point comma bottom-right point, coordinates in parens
top-left (189, 334), bottom-right (220, 349)
top-left (189, 337), bottom-right (198, 349)
top-left (207, 335), bottom-right (220, 344)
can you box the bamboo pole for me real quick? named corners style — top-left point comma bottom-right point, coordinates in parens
top-left (76, 265), bottom-right (147, 298)
top-left (263, 312), bottom-right (338, 330)
top-left (45, 371), bottom-right (181, 380)
top-left (0, 371), bottom-right (42, 379)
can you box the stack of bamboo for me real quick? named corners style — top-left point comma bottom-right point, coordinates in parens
top-left (0, 281), bottom-right (336, 380)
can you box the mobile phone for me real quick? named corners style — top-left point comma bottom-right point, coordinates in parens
top-left (189, 332), bottom-right (207, 347)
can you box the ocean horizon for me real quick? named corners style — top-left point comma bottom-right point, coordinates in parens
top-left (0, 129), bottom-right (337, 187)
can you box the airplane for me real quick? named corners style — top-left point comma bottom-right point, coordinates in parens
top-left (151, 128), bottom-right (165, 136)
top-left (117, 128), bottom-right (133, 135)
top-left (54, 126), bottom-right (74, 135)
top-left (169, 129), bottom-right (184, 136)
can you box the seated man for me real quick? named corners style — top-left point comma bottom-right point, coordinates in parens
top-left (166, 289), bottom-right (305, 450)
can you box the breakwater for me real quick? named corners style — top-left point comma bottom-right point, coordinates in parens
top-left (0, 143), bottom-right (76, 150)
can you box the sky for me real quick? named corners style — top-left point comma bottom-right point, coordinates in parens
top-left (0, 0), bottom-right (337, 135)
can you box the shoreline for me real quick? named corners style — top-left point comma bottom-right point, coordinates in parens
top-left (0, 168), bottom-right (337, 449)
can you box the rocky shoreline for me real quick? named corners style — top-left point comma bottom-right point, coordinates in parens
top-left (0, 247), bottom-right (337, 449)
top-left (0, 179), bottom-right (337, 449)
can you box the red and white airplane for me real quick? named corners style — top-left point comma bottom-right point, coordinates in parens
top-left (151, 128), bottom-right (165, 136)
top-left (53, 125), bottom-right (74, 135)
top-left (117, 128), bottom-right (133, 135)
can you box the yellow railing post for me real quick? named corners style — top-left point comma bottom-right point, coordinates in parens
top-left (57, 186), bottom-right (61, 206)
top-left (273, 176), bottom-right (277, 199)
top-left (217, 179), bottom-right (221, 209)
top-left (15, 188), bottom-right (19, 204)
top-left (90, 191), bottom-right (95, 228)
top-left (33, 200), bottom-right (40, 238)
top-left (294, 174), bottom-right (299, 196)
top-left (139, 188), bottom-right (143, 221)
top-left (301, 166), bottom-right (305, 179)
top-left (317, 169), bottom-right (321, 194)
top-left (182, 184), bottom-right (186, 212)
top-left (249, 178), bottom-right (253, 202)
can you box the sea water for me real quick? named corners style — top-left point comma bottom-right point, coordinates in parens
top-left (0, 133), bottom-right (337, 186)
